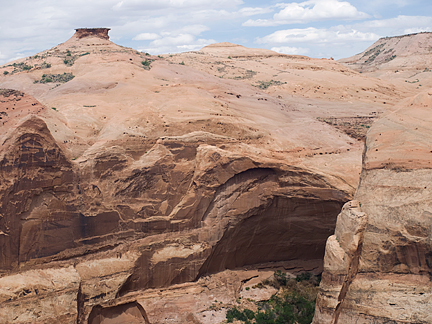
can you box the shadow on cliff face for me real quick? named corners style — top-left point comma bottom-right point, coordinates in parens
top-left (197, 195), bottom-right (344, 276)
top-left (115, 167), bottom-right (348, 297)
top-left (88, 301), bottom-right (150, 324)
top-left (196, 167), bottom-right (347, 276)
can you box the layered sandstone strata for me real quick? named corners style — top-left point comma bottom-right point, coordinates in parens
top-left (0, 34), bottom-right (355, 321)
top-left (313, 91), bottom-right (432, 324)
top-left (74, 28), bottom-right (111, 40)
top-left (0, 28), bottom-right (421, 323)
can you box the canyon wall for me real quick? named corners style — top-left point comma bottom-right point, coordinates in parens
top-left (313, 91), bottom-right (432, 324)
top-left (0, 94), bottom-right (351, 323)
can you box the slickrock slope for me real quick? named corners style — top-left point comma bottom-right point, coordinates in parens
top-left (339, 32), bottom-right (432, 90)
top-left (313, 90), bottom-right (432, 323)
top-left (164, 42), bottom-right (413, 106)
top-left (0, 29), bottom-right (367, 323)
top-left (0, 29), bottom-right (427, 323)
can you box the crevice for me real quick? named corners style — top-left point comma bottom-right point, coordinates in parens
top-left (77, 283), bottom-right (85, 324)
top-left (332, 229), bottom-right (366, 324)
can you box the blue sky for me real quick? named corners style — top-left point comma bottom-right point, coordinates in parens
top-left (0, 0), bottom-right (431, 64)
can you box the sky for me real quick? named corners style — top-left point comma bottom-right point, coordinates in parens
top-left (0, 0), bottom-right (431, 65)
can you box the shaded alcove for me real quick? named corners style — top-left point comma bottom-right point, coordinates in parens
top-left (197, 195), bottom-right (344, 277)
top-left (88, 301), bottom-right (150, 324)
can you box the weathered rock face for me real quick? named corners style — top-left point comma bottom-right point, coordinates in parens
top-left (0, 94), bottom-right (351, 322)
top-left (339, 32), bottom-right (432, 73)
top-left (0, 116), bottom-right (75, 269)
top-left (313, 91), bottom-right (432, 324)
top-left (74, 28), bottom-right (111, 40)
top-left (0, 29), bottom-right (418, 323)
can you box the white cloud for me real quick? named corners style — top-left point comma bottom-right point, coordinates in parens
top-left (257, 27), bottom-right (379, 44)
top-left (357, 15), bottom-right (432, 30)
top-left (344, 15), bottom-right (432, 40)
top-left (112, 0), bottom-right (243, 11)
top-left (404, 27), bottom-right (432, 34)
top-left (243, 0), bottom-right (369, 26)
top-left (238, 7), bottom-right (273, 16)
top-left (151, 34), bottom-right (196, 46)
top-left (133, 33), bottom-right (161, 40)
top-left (141, 33), bottom-right (216, 54)
top-left (271, 46), bottom-right (310, 55)
top-left (243, 19), bottom-right (277, 27)
top-left (362, 0), bottom-right (412, 9)
top-left (175, 24), bottom-right (210, 35)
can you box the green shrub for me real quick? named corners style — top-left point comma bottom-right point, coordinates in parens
top-left (3, 71), bottom-right (8, 75)
top-left (227, 307), bottom-right (254, 323)
top-left (34, 73), bottom-right (75, 84)
top-left (295, 272), bottom-right (311, 282)
top-left (227, 293), bottom-right (315, 324)
top-left (275, 270), bottom-right (287, 286)
top-left (226, 271), bottom-right (320, 324)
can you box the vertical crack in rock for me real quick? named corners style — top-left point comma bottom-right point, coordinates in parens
top-left (332, 226), bottom-right (365, 324)
top-left (77, 283), bottom-right (85, 324)
top-left (313, 200), bottom-right (367, 324)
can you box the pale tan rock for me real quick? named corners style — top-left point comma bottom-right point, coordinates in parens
top-left (0, 266), bottom-right (80, 323)
top-left (0, 28), bottom-right (429, 323)
top-left (314, 90), bottom-right (432, 324)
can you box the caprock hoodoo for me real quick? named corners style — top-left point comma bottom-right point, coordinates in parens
top-left (74, 28), bottom-right (111, 40)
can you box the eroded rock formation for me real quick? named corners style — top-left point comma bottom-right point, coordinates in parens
top-left (74, 28), bottom-right (111, 40)
top-left (0, 92), bottom-right (351, 322)
top-left (0, 29), bottom-right (428, 323)
top-left (313, 91), bottom-right (432, 324)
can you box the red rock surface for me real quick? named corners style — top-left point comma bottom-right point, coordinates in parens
top-left (74, 28), bottom-right (111, 40)
top-left (0, 29), bottom-right (430, 323)
top-left (313, 90), bottom-right (432, 323)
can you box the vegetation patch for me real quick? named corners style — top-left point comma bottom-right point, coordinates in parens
top-left (34, 72), bottom-right (75, 84)
top-left (255, 80), bottom-right (287, 90)
top-left (39, 62), bottom-right (52, 69)
top-left (362, 44), bottom-right (385, 64)
top-left (406, 79), bottom-right (420, 83)
top-left (362, 44), bottom-right (385, 58)
top-left (5, 62), bottom-right (34, 74)
top-left (63, 51), bottom-right (90, 66)
top-left (225, 271), bottom-right (320, 324)
top-left (384, 55), bottom-right (397, 63)
top-left (0, 89), bottom-right (25, 97)
top-left (141, 59), bottom-right (154, 70)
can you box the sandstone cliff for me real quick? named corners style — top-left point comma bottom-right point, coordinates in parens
top-left (313, 90), bottom-right (432, 323)
top-left (0, 28), bottom-right (428, 323)
top-left (0, 28), bottom-right (362, 323)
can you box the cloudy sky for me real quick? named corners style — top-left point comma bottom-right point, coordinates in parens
top-left (1, 0), bottom-right (431, 64)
